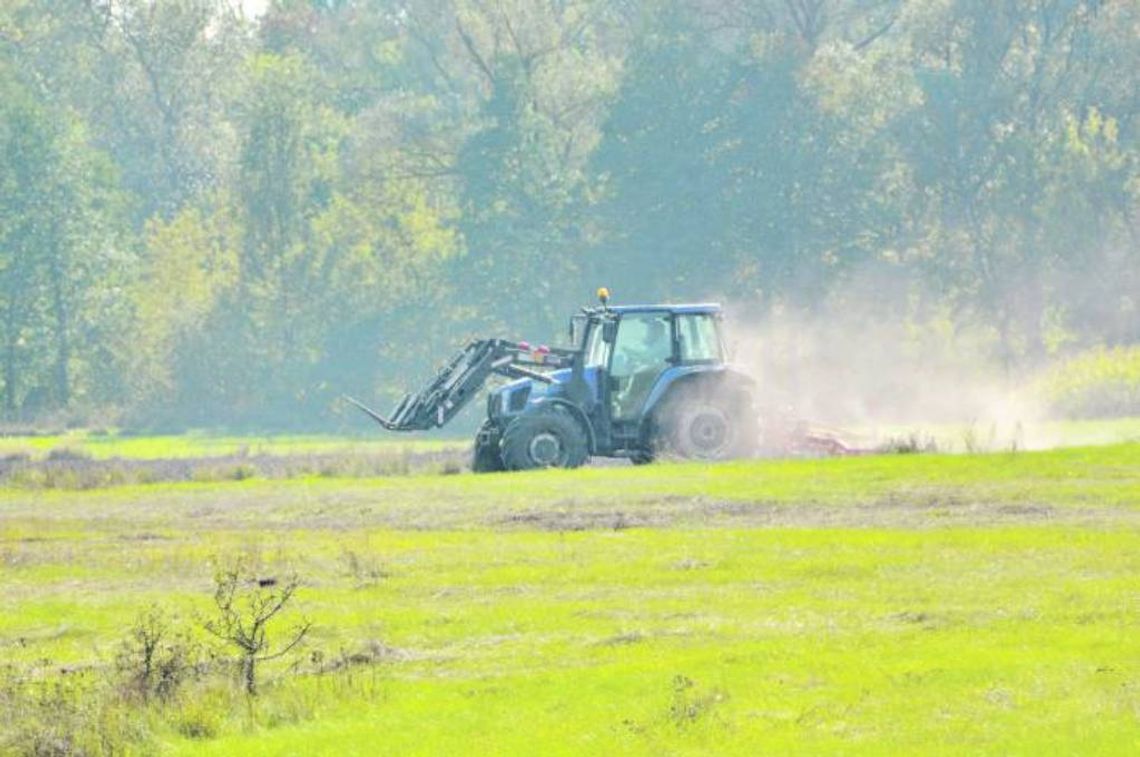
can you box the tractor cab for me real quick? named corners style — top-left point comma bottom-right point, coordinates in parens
top-left (572, 303), bottom-right (729, 450)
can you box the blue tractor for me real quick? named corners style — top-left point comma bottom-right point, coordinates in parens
top-left (348, 289), bottom-right (758, 471)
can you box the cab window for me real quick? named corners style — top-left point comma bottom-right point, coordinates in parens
top-left (609, 313), bottom-right (673, 421)
top-left (676, 313), bottom-right (722, 363)
top-left (610, 313), bottom-right (673, 377)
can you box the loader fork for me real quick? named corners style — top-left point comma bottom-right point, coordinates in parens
top-left (345, 339), bottom-right (571, 432)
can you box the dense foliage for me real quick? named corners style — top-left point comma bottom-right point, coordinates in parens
top-left (1042, 345), bottom-right (1140, 418)
top-left (1, 0), bottom-right (1136, 429)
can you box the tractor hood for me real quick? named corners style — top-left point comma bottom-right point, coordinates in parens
top-left (490, 367), bottom-right (599, 418)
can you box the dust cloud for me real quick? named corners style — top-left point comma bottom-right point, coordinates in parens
top-left (725, 282), bottom-right (1048, 452)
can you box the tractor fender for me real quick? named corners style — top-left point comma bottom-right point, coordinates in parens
top-left (640, 367), bottom-right (755, 437)
top-left (529, 397), bottom-right (597, 454)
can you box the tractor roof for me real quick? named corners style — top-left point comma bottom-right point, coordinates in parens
top-left (586, 303), bottom-right (722, 316)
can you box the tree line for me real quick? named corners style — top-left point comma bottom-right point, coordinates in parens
top-left (1, 0), bottom-right (1136, 429)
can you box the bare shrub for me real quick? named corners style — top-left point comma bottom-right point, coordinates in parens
top-left (877, 433), bottom-right (939, 454)
top-left (115, 606), bottom-right (199, 703)
top-left (0, 665), bottom-right (146, 756)
top-left (202, 560), bottom-right (311, 696)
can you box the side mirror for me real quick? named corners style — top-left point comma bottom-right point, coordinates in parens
top-left (602, 320), bottom-right (617, 344)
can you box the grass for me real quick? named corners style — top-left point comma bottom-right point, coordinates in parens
top-left (0, 431), bottom-right (471, 489)
top-left (0, 430), bottom-right (465, 461)
top-left (1, 418), bottom-right (1136, 490)
top-left (1, 417), bottom-right (1137, 461)
top-left (1, 442), bottom-right (1138, 754)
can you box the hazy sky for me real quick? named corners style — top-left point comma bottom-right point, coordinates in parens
top-left (241, 0), bottom-right (268, 17)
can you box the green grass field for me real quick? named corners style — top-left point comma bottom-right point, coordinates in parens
top-left (0, 431), bottom-right (464, 461)
top-left (1, 415), bottom-right (1138, 460)
top-left (2, 442), bottom-right (1138, 754)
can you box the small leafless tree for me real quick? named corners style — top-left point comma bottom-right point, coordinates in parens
top-left (115, 606), bottom-right (196, 702)
top-left (202, 563), bottom-right (311, 696)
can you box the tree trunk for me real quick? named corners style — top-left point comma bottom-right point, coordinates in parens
top-left (4, 305), bottom-right (16, 417)
top-left (242, 654), bottom-right (257, 695)
top-left (48, 250), bottom-right (70, 408)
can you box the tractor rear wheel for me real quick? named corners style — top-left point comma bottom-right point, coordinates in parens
top-left (501, 412), bottom-right (589, 471)
top-left (656, 390), bottom-right (757, 461)
top-left (472, 421), bottom-right (505, 473)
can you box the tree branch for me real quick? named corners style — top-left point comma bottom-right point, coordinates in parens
top-left (257, 621), bottom-right (312, 662)
top-left (456, 18), bottom-right (496, 88)
top-left (853, 15), bottom-right (896, 52)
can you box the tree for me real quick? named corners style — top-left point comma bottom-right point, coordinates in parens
top-left (202, 560), bottom-right (310, 696)
top-left (0, 62), bottom-right (127, 419)
top-left (2, 0), bottom-right (1138, 428)
top-left (439, 0), bottom-right (622, 336)
top-left (898, 0), bottom-right (1136, 366)
top-left (125, 205), bottom-right (240, 424)
top-left (66, 0), bottom-right (251, 221)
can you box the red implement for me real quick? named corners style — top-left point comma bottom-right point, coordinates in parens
top-left (758, 410), bottom-right (871, 457)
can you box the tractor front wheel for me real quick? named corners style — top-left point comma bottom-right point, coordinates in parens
top-left (501, 412), bottom-right (589, 471)
top-left (472, 421), bottom-right (505, 473)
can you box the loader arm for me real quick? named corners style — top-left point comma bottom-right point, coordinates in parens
top-left (346, 339), bottom-right (573, 432)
